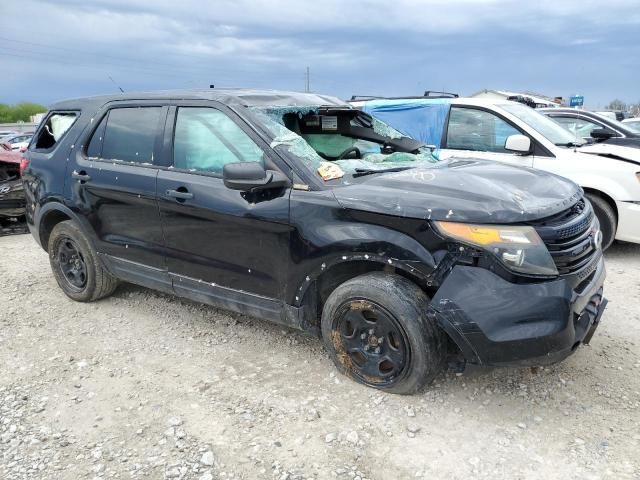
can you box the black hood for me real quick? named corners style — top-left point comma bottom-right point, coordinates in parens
top-left (332, 158), bottom-right (582, 223)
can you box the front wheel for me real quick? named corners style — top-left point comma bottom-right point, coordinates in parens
top-left (321, 272), bottom-right (446, 394)
top-left (586, 193), bottom-right (617, 250)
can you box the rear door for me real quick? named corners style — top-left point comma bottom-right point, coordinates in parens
top-left (438, 106), bottom-right (535, 168)
top-left (67, 102), bottom-right (170, 288)
top-left (156, 102), bottom-right (292, 308)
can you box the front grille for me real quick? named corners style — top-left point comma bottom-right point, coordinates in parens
top-left (0, 199), bottom-right (25, 209)
top-left (531, 198), bottom-right (598, 275)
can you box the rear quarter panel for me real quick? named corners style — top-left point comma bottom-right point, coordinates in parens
top-left (23, 110), bottom-right (89, 240)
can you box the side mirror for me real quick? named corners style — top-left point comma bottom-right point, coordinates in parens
top-left (590, 127), bottom-right (617, 140)
top-left (504, 134), bottom-right (532, 154)
top-left (223, 162), bottom-right (290, 192)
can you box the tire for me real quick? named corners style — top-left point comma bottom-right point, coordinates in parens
top-left (586, 193), bottom-right (617, 250)
top-left (321, 272), bottom-right (446, 394)
top-left (48, 220), bottom-right (118, 302)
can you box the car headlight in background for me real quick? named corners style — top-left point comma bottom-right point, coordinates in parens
top-left (434, 221), bottom-right (559, 276)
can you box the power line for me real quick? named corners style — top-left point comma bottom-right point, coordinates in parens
top-left (0, 48), bottom-right (283, 83)
top-left (0, 35), bottom-right (219, 71)
top-left (0, 35), bottom-right (318, 92)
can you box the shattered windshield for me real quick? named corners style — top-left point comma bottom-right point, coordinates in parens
top-left (250, 106), bottom-right (437, 183)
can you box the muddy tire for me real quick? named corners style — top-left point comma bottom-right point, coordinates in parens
top-left (321, 272), bottom-right (445, 394)
top-left (48, 220), bottom-right (118, 302)
top-left (586, 193), bottom-right (616, 250)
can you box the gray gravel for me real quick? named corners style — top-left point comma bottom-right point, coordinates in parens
top-left (1, 235), bottom-right (639, 479)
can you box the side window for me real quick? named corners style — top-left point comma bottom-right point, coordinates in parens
top-left (446, 107), bottom-right (521, 153)
top-left (101, 107), bottom-right (163, 163)
top-left (173, 107), bottom-right (263, 175)
top-left (86, 114), bottom-right (108, 158)
top-left (33, 112), bottom-right (78, 150)
top-left (553, 116), bottom-right (601, 138)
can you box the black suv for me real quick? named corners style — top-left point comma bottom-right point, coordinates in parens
top-left (23, 89), bottom-right (607, 394)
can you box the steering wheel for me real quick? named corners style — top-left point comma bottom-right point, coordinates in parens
top-left (337, 147), bottom-right (361, 160)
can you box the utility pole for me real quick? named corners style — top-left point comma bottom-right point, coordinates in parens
top-left (305, 67), bottom-right (310, 93)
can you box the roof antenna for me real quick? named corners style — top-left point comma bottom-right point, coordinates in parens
top-left (108, 75), bottom-right (125, 93)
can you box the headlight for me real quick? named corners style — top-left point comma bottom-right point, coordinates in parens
top-left (434, 221), bottom-right (558, 276)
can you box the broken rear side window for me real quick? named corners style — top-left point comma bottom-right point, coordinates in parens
top-left (33, 112), bottom-right (78, 150)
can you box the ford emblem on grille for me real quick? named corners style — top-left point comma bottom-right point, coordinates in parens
top-left (592, 229), bottom-right (603, 250)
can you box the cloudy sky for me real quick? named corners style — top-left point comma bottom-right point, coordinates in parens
top-left (2, 0), bottom-right (639, 108)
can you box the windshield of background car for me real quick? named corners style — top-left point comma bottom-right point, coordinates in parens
top-left (500, 102), bottom-right (584, 146)
top-left (594, 114), bottom-right (639, 134)
top-left (250, 106), bottom-right (437, 183)
top-left (624, 120), bottom-right (640, 132)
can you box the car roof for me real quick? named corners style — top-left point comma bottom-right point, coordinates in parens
top-left (351, 96), bottom-right (514, 108)
top-left (50, 88), bottom-right (347, 111)
top-left (538, 107), bottom-right (598, 114)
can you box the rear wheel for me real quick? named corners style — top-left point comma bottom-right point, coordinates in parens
top-left (321, 272), bottom-right (445, 394)
top-left (586, 193), bottom-right (616, 250)
top-left (48, 220), bottom-right (118, 301)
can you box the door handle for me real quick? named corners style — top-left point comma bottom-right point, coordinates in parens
top-left (71, 170), bottom-right (91, 182)
top-left (166, 189), bottom-right (194, 200)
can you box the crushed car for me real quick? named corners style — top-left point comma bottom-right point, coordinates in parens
top-left (23, 89), bottom-right (606, 394)
top-left (0, 148), bottom-right (26, 230)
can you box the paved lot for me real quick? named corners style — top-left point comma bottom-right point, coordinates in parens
top-left (0, 234), bottom-right (639, 480)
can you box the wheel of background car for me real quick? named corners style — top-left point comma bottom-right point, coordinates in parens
top-left (320, 272), bottom-right (445, 394)
top-left (586, 193), bottom-right (617, 251)
top-left (337, 147), bottom-right (361, 160)
top-left (48, 220), bottom-right (119, 302)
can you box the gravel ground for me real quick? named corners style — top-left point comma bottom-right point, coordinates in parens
top-left (1, 234), bottom-right (639, 480)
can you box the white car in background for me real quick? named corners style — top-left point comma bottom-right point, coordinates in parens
top-left (622, 118), bottom-right (640, 132)
top-left (0, 132), bottom-right (33, 151)
top-left (355, 96), bottom-right (640, 249)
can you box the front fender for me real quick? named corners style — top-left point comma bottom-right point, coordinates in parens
top-left (289, 221), bottom-right (437, 307)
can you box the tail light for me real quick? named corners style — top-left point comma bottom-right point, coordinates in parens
top-left (19, 157), bottom-right (29, 175)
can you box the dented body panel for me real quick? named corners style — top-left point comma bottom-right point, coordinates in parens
top-left (331, 159), bottom-right (582, 223)
top-left (23, 89), bottom-right (606, 368)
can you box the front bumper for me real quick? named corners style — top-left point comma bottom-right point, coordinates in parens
top-left (430, 254), bottom-right (606, 367)
top-left (615, 200), bottom-right (640, 244)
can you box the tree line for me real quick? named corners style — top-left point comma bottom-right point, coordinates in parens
top-left (607, 99), bottom-right (640, 113)
top-left (0, 103), bottom-right (48, 123)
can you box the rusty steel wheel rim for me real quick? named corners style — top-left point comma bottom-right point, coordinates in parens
top-left (332, 299), bottom-right (410, 387)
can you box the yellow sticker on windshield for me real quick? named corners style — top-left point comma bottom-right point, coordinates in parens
top-left (317, 162), bottom-right (345, 181)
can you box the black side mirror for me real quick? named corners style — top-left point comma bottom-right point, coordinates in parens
top-left (590, 127), bottom-right (617, 140)
top-left (223, 162), bottom-right (290, 192)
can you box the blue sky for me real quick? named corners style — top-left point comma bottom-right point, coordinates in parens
top-left (1, 0), bottom-right (639, 108)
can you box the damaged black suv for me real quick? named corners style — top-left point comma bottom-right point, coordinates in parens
top-left (23, 89), bottom-right (607, 394)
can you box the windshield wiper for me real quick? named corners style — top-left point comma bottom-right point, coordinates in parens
top-left (353, 166), bottom-right (415, 178)
top-left (555, 141), bottom-right (585, 148)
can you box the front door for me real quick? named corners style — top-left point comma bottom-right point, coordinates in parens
top-left (156, 104), bottom-right (292, 314)
top-left (438, 106), bottom-right (535, 168)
